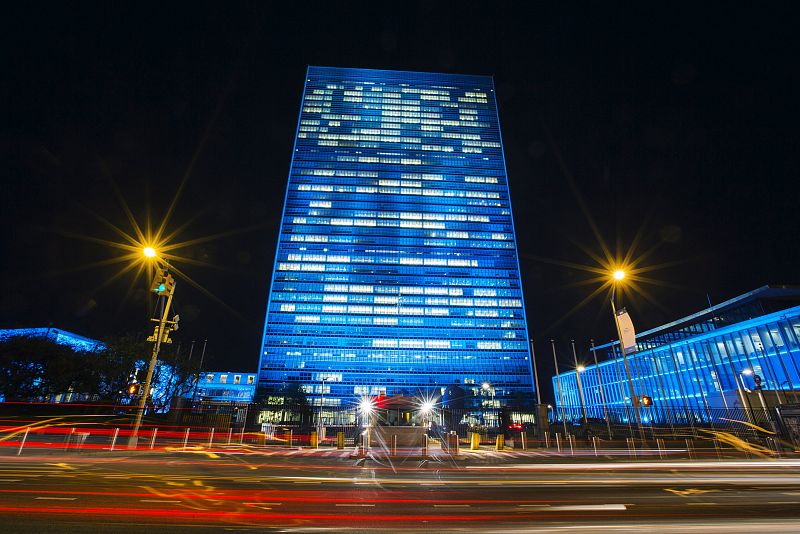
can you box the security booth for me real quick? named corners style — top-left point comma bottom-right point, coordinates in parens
top-left (361, 395), bottom-right (431, 454)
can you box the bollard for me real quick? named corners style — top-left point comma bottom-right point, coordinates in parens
top-left (150, 428), bottom-right (158, 450)
top-left (208, 428), bottom-right (215, 449)
top-left (520, 431), bottom-right (527, 451)
top-left (183, 428), bottom-right (191, 449)
top-left (391, 434), bottom-right (397, 456)
top-left (422, 434), bottom-right (428, 458)
top-left (288, 429), bottom-right (294, 448)
top-left (17, 427), bottom-right (30, 456)
top-left (685, 438), bottom-right (693, 460)
top-left (713, 438), bottom-right (722, 460)
top-left (656, 438), bottom-right (664, 460)
top-left (555, 433), bottom-right (562, 452)
top-left (447, 432), bottom-right (459, 454)
top-left (568, 434), bottom-right (574, 456)
top-left (310, 431), bottom-right (318, 449)
top-left (337, 431), bottom-right (344, 450)
top-left (592, 436), bottom-right (598, 457)
top-left (227, 428), bottom-right (233, 445)
top-left (470, 432), bottom-right (480, 450)
top-left (495, 434), bottom-right (504, 451)
top-left (110, 428), bottom-right (119, 452)
top-left (544, 431), bottom-right (550, 449)
top-left (65, 428), bottom-right (75, 450)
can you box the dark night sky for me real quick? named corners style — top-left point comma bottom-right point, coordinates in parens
top-left (3, 3), bottom-right (798, 402)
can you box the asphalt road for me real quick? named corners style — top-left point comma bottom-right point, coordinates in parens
top-left (1, 447), bottom-right (799, 532)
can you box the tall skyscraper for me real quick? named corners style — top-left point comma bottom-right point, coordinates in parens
top-left (258, 67), bottom-right (534, 409)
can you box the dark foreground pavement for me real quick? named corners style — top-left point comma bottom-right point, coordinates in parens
top-left (1, 447), bottom-right (799, 532)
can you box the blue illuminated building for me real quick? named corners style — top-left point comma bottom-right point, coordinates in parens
top-left (552, 286), bottom-right (800, 424)
top-left (192, 371), bottom-right (257, 403)
top-left (258, 67), bottom-right (535, 410)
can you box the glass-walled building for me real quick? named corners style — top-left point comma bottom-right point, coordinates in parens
top-left (259, 67), bottom-right (534, 410)
top-left (552, 286), bottom-right (800, 424)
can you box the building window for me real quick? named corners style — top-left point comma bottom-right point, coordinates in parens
top-left (206, 374), bottom-right (214, 383)
top-left (220, 375), bottom-right (227, 384)
top-left (234, 375), bottom-right (241, 385)
top-left (247, 376), bottom-right (255, 385)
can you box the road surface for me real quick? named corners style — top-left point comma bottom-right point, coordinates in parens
top-left (0, 447), bottom-right (799, 532)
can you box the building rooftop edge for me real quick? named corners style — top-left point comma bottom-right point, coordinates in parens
top-left (307, 65), bottom-right (495, 82)
top-left (594, 285), bottom-right (800, 351)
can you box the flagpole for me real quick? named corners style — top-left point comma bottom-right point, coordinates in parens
top-left (551, 340), bottom-right (568, 435)
top-left (571, 340), bottom-right (589, 426)
top-left (590, 340), bottom-right (613, 439)
top-left (611, 284), bottom-right (646, 442)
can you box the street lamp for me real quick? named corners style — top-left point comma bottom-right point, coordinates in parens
top-left (143, 246), bottom-right (157, 258)
top-left (570, 339), bottom-right (589, 426)
top-left (610, 269), bottom-right (646, 442)
top-left (482, 382), bottom-right (495, 429)
top-left (130, 260), bottom-right (177, 447)
top-left (481, 382), bottom-right (495, 406)
top-left (318, 375), bottom-right (331, 438)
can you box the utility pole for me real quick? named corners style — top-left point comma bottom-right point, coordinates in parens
top-left (130, 268), bottom-right (177, 447)
top-left (610, 286), bottom-right (645, 442)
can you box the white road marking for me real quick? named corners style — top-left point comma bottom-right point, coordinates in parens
top-left (433, 504), bottom-right (470, 508)
top-left (244, 502), bottom-right (283, 506)
top-left (0, 479), bottom-right (22, 482)
top-left (35, 497), bottom-right (77, 501)
top-left (140, 499), bottom-right (182, 503)
top-left (335, 503), bottom-right (375, 507)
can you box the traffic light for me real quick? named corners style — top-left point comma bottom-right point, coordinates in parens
top-left (149, 269), bottom-right (175, 296)
top-left (641, 395), bottom-right (653, 407)
top-left (127, 383), bottom-right (141, 396)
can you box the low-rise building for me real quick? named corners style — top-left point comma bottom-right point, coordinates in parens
top-left (552, 285), bottom-right (800, 425)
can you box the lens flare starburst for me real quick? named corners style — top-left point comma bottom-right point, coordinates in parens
top-left (54, 181), bottom-right (262, 317)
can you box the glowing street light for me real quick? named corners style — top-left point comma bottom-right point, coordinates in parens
top-left (613, 269), bottom-right (625, 281)
top-left (419, 400), bottom-right (435, 416)
top-left (358, 397), bottom-right (375, 415)
top-left (143, 246), bottom-right (157, 258)
top-left (576, 365), bottom-right (585, 372)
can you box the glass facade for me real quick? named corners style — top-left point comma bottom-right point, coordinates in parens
top-left (258, 66), bottom-right (534, 408)
top-left (552, 291), bottom-right (800, 424)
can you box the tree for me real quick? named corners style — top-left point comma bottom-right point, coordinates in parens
top-left (0, 335), bottom-right (60, 401)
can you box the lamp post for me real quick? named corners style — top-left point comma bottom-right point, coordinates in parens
top-left (571, 340), bottom-right (589, 426)
top-left (610, 270), bottom-right (645, 442)
top-left (482, 381), bottom-right (495, 428)
top-left (318, 375), bottom-right (330, 437)
top-left (131, 248), bottom-right (176, 447)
